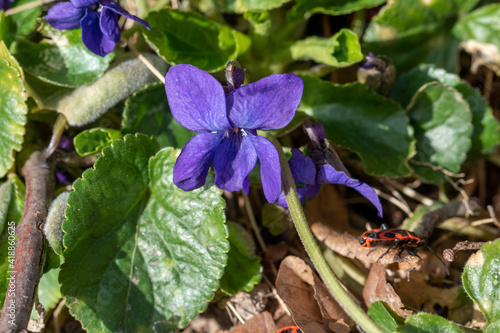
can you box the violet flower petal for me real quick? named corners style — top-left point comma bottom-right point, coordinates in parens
top-left (289, 148), bottom-right (316, 185)
top-left (227, 73), bottom-right (303, 130)
top-left (99, 7), bottom-right (120, 43)
top-left (100, 0), bottom-right (150, 30)
top-left (70, 0), bottom-right (95, 8)
top-left (318, 165), bottom-right (383, 217)
top-left (173, 132), bottom-right (224, 191)
top-left (81, 8), bottom-right (113, 56)
top-left (213, 130), bottom-right (257, 193)
top-left (247, 133), bottom-right (281, 203)
top-left (165, 64), bottom-right (231, 132)
top-left (46, 2), bottom-right (85, 30)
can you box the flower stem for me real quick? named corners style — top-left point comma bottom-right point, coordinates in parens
top-left (266, 133), bottom-right (384, 333)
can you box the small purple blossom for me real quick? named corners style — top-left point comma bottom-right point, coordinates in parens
top-left (165, 64), bottom-right (304, 203)
top-left (46, 0), bottom-right (150, 57)
top-left (277, 122), bottom-right (383, 218)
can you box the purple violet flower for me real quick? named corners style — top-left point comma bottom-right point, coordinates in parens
top-left (46, 0), bottom-right (150, 57)
top-left (277, 122), bottom-right (383, 218)
top-left (165, 64), bottom-right (304, 203)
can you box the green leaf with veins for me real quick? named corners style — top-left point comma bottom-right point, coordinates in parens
top-left (15, 26), bottom-right (113, 88)
top-left (391, 64), bottom-right (499, 161)
top-left (0, 42), bottom-right (27, 178)
top-left (299, 75), bottom-right (414, 177)
top-left (122, 83), bottom-right (195, 148)
top-left (453, 4), bottom-right (500, 53)
top-left (220, 221), bottom-right (262, 295)
top-left (288, 29), bottom-right (363, 67)
top-left (144, 9), bottom-right (239, 72)
top-left (462, 239), bottom-right (500, 328)
top-left (407, 82), bottom-right (472, 183)
top-left (60, 135), bottom-right (228, 332)
top-left (397, 313), bottom-right (463, 332)
top-left (74, 128), bottom-right (123, 157)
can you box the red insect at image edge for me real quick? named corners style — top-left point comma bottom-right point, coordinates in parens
top-left (277, 326), bottom-right (302, 333)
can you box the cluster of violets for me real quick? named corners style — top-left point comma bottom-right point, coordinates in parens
top-left (44, 0), bottom-right (382, 214)
top-left (165, 64), bottom-right (382, 216)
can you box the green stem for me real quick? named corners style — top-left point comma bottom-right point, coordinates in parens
top-left (266, 133), bottom-right (384, 333)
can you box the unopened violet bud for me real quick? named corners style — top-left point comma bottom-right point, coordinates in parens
top-left (225, 60), bottom-right (245, 93)
top-left (57, 135), bottom-right (74, 152)
top-left (357, 53), bottom-right (396, 96)
top-left (304, 120), bottom-right (351, 176)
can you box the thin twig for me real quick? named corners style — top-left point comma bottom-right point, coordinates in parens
top-left (374, 188), bottom-right (413, 217)
top-left (384, 179), bottom-right (434, 206)
top-left (0, 152), bottom-right (55, 332)
top-left (487, 205), bottom-right (500, 228)
top-left (241, 191), bottom-right (266, 251)
top-left (447, 175), bottom-right (475, 217)
top-left (226, 301), bottom-right (245, 324)
top-left (262, 275), bottom-right (292, 316)
top-left (5, 0), bottom-right (53, 16)
top-left (126, 37), bottom-right (165, 84)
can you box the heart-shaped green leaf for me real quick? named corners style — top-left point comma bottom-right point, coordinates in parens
top-left (462, 239), bottom-right (500, 327)
top-left (407, 82), bottom-right (472, 183)
top-left (453, 4), bottom-right (500, 53)
top-left (60, 134), bottom-right (228, 332)
top-left (144, 9), bottom-right (239, 72)
top-left (74, 128), bottom-right (123, 156)
top-left (288, 29), bottom-right (363, 67)
top-left (122, 83), bottom-right (195, 148)
top-left (299, 76), bottom-right (414, 177)
top-left (220, 221), bottom-right (262, 295)
top-left (15, 26), bottom-right (113, 87)
top-left (391, 64), bottom-right (499, 162)
top-left (0, 41), bottom-right (27, 178)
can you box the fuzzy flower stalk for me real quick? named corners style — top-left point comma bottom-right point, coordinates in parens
top-left (165, 63), bottom-right (304, 203)
top-left (46, 0), bottom-right (150, 56)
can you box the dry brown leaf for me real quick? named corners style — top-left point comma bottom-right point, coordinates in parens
top-left (230, 285), bottom-right (269, 321)
top-left (228, 311), bottom-right (277, 333)
top-left (276, 256), bottom-right (354, 333)
top-left (362, 264), bottom-right (413, 318)
top-left (394, 271), bottom-right (473, 324)
top-left (311, 223), bottom-right (423, 268)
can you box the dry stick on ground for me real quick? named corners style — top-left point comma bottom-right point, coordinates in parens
top-left (0, 151), bottom-right (55, 332)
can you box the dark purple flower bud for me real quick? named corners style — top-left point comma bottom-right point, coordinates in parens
top-left (57, 135), bottom-right (74, 152)
top-left (55, 167), bottom-right (73, 185)
top-left (357, 53), bottom-right (396, 96)
top-left (225, 60), bottom-right (245, 94)
top-left (46, 0), bottom-right (150, 56)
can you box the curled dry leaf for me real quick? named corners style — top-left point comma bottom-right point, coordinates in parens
top-left (363, 264), bottom-right (413, 318)
top-left (311, 223), bottom-right (423, 268)
top-left (394, 271), bottom-right (473, 324)
top-left (228, 311), bottom-right (277, 333)
top-left (276, 256), bottom-right (354, 333)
